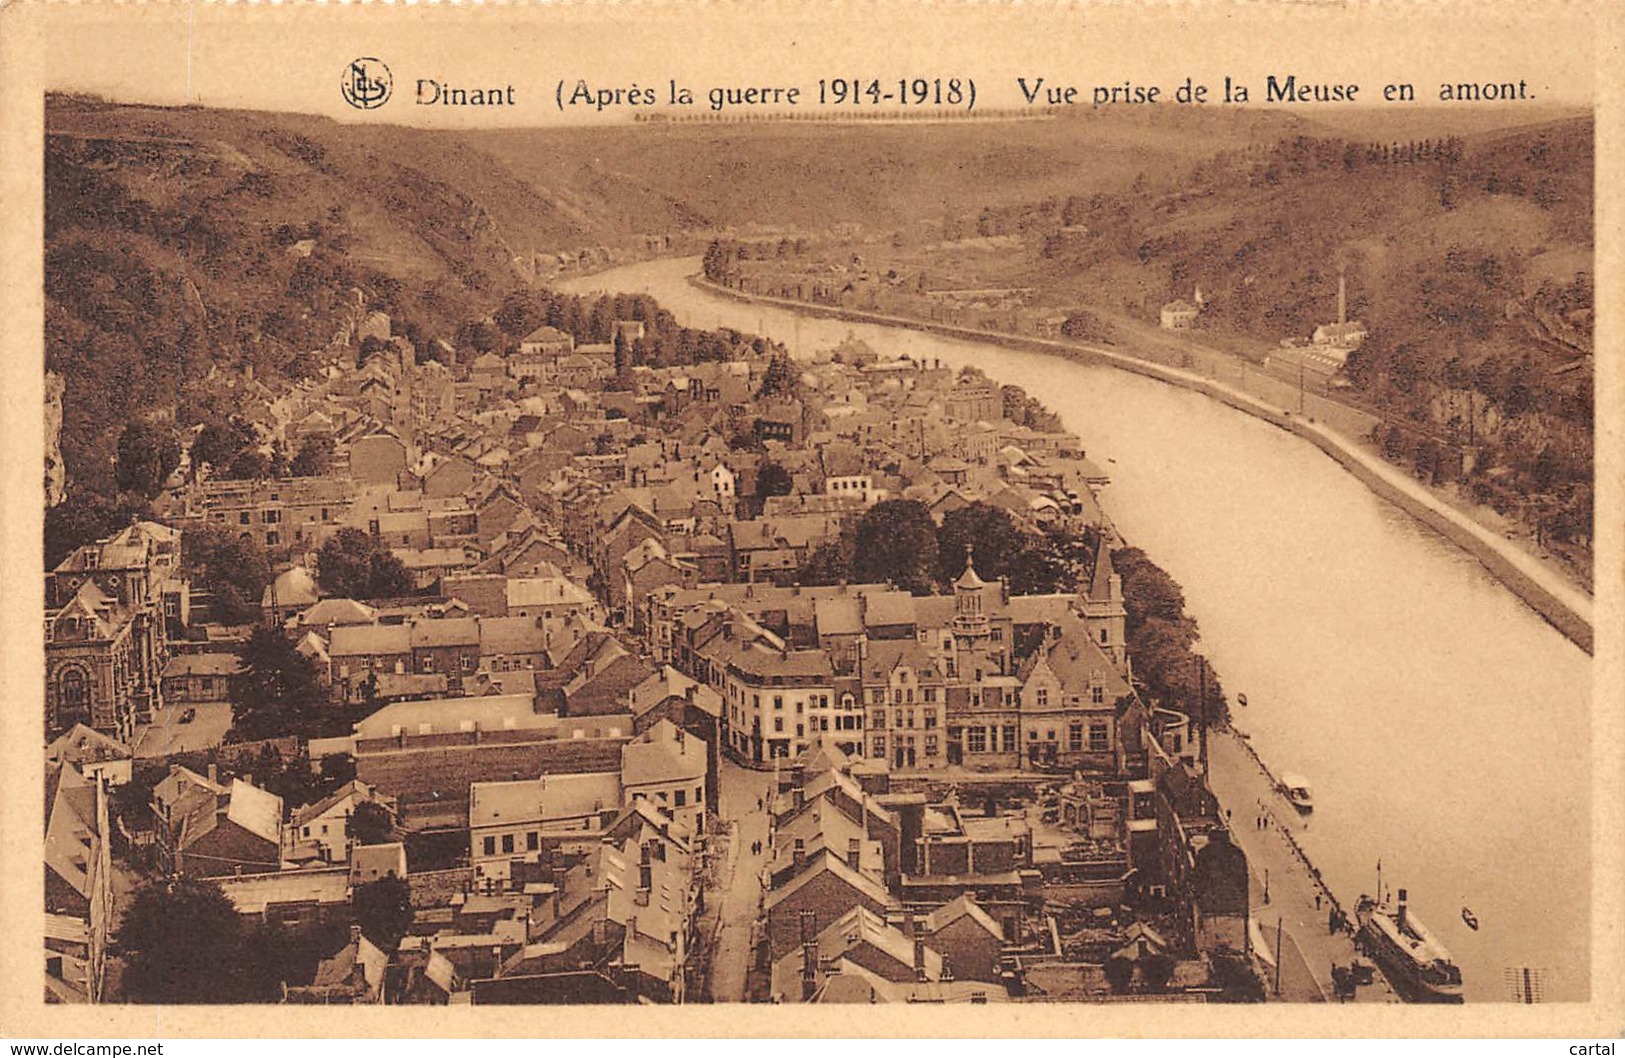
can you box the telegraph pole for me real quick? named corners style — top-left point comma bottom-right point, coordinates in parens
top-left (1274, 917), bottom-right (1285, 996)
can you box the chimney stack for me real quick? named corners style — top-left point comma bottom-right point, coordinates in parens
top-left (800, 910), bottom-right (819, 1000)
top-left (1397, 888), bottom-right (1409, 932)
top-left (1337, 268), bottom-right (1348, 327)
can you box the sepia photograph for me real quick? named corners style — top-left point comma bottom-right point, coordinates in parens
top-left (3, 0), bottom-right (1620, 1040)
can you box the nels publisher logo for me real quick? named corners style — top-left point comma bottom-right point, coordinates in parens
top-left (342, 58), bottom-right (393, 110)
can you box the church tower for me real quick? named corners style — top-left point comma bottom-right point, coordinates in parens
top-left (1083, 536), bottom-right (1128, 667)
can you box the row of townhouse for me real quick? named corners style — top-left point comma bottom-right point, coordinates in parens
top-left (634, 541), bottom-right (1146, 778)
top-left (325, 615), bottom-right (581, 701)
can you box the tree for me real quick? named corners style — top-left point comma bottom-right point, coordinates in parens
top-left (348, 800), bottom-right (394, 846)
top-left (1112, 547), bottom-right (1187, 631)
top-left (320, 752), bottom-right (358, 787)
top-left (116, 420), bottom-right (181, 498)
top-left (936, 503), bottom-right (1037, 586)
top-left (191, 419), bottom-right (255, 473)
top-left (117, 878), bottom-right (252, 1003)
top-left (45, 492), bottom-right (139, 569)
top-left (494, 289), bottom-right (547, 337)
top-left (1114, 546), bottom-right (1226, 723)
top-left (798, 538), bottom-right (851, 587)
top-left (756, 352), bottom-right (798, 399)
top-left (241, 920), bottom-right (337, 999)
top-left (755, 461), bottom-right (794, 504)
top-left (224, 447), bottom-right (272, 481)
top-left (852, 500), bottom-right (939, 594)
top-left (455, 319), bottom-right (500, 355)
top-left (352, 876), bottom-right (413, 952)
top-left (288, 435), bottom-right (335, 477)
top-left (608, 329), bottom-right (634, 391)
top-left (317, 527), bottom-right (412, 600)
top-left (1141, 952), bottom-right (1176, 993)
top-left (269, 440), bottom-right (290, 479)
top-left (182, 525), bottom-right (271, 625)
top-left (1104, 954), bottom-right (1136, 994)
top-left (233, 624), bottom-right (325, 739)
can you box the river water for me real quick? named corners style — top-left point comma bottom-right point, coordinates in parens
top-left (561, 258), bottom-right (1592, 1002)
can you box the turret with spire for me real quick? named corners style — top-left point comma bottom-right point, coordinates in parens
top-left (1082, 535), bottom-right (1128, 667)
top-left (952, 545), bottom-right (990, 640)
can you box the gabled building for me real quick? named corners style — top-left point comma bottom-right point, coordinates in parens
top-left (159, 775), bottom-right (284, 879)
top-left (283, 779), bottom-right (397, 866)
top-left (771, 905), bottom-right (966, 1002)
top-left (477, 804), bottom-right (698, 1004)
top-left (468, 771), bottom-right (624, 883)
top-left (283, 925), bottom-right (388, 1004)
top-left (620, 720), bottom-right (708, 835)
top-left (45, 725), bottom-right (133, 788)
top-left (921, 894), bottom-right (1006, 984)
top-left (764, 849), bottom-right (899, 961)
top-left (45, 521), bottom-right (181, 740)
top-left (1014, 620), bottom-right (1139, 774)
top-left (44, 764), bottom-right (113, 1003)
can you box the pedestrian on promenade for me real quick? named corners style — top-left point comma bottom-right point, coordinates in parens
top-left (1315, 893), bottom-right (1322, 910)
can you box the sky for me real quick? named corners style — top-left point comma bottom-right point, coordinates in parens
top-left (39, 2), bottom-right (1598, 128)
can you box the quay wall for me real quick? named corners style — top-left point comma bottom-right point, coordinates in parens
top-left (1225, 727), bottom-right (1354, 937)
top-left (691, 276), bottom-right (1592, 656)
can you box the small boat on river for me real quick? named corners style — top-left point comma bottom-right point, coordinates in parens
top-left (1278, 772), bottom-right (1314, 812)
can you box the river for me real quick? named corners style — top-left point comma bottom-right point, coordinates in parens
top-left (560, 257), bottom-right (1592, 1003)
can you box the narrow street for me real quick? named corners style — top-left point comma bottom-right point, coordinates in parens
top-left (1206, 730), bottom-right (1398, 1003)
top-left (706, 758), bottom-right (776, 1003)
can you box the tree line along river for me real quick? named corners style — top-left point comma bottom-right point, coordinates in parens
top-left (561, 257), bottom-right (1592, 1003)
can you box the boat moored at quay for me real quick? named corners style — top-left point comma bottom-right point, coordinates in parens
top-left (1355, 888), bottom-right (1465, 1003)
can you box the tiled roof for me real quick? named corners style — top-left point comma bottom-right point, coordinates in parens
top-left (621, 721), bottom-right (706, 789)
top-left (226, 779), bottom-right (285, 845)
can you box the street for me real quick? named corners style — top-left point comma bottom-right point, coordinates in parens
top-left (706, 757), bottom-right (777, 1002)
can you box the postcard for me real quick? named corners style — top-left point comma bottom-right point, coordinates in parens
top-left (0, 0), bottom-right (1619, 1039)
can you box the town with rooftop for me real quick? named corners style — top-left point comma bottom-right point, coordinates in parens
top-left (44, 276), bottom-right (1408, 1007)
